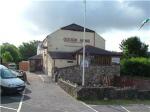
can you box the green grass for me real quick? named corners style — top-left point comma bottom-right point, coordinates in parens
top-left (81, 99), bottom-right (150, 105)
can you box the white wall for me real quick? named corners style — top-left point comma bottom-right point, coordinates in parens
top-left (37, 43), bottom-right (43, 55)
top-left (95, 33), bottom-right (105, 49)
top-left (55, 59), bottom-right (77, 68)
top-left (47, 30), bottom-right (105, 52)
top-left (42, 50), bottom-right (48, 74)
top-left (47, 55), bottom-right (54, 76)
top-left (42, 29), bottom-right (106, 72)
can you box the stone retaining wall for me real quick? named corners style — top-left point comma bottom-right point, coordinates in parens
top-left (58, 79), bottom-right (150, 100)
top-left (59, 65), bottom-right (120, 86)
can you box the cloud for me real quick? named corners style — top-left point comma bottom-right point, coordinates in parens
top-left (1, 0), bottom-right (149, 51)
top-left (101, 29), bottom-right (150, 51)
top-left (22, 0), bottom-right (150, 34)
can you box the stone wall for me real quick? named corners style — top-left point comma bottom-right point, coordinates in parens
top-left (58, 79), bottom-right (150, 100)
top-left (58, 65), bottom-right (120, 86)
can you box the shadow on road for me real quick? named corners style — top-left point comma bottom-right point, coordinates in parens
top-left (1, 88), bottom-right (31, 104)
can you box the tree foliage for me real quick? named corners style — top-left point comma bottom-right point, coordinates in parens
top-left (121, 58), bottom-right (150, 77)
top-left (1, 43), bottom-right (21, 63)
top-left (2, 51), bottom-right (13, 63)
top-left (19, 40), bottom-right (39, 60)
top-left (120, 36), bottom-right (148, 58)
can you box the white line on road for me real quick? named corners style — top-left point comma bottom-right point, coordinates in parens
top-left (17, 89), bottom-right (26, 112)
top-left (121, 106), bottom-right (130, 112)
top-left (81, 102), bottom-right (99, 112)
top-left (39, 75), bottom-right (45, 82)
top-left (0, 105), bottom-right (17, 111)
top-left (89, 104), bottom-right (99, 107)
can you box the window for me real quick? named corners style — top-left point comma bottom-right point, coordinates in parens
top-left (0, 69), bottom-right (17, 79)
top-left (67, 60), bottom-right (73, 63)
top-left (91, 56), bottom-right (111, 65)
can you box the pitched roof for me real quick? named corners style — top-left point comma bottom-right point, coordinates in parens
top-left (49, 52), bottom-right (75, 59)
top-left (61, 23), bottom-right (95, 33)
top-left (29, 54), bottom-right (42, 60)
top-left (48, 46), bottom-right (121, 59)
top-left (76, 45), bottom-right (122, 56)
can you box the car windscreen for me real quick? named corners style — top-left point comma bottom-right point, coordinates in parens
top-left (0, 69), bottom-right (17, 79)
top-left (11, 70), bottom-right (21, 76)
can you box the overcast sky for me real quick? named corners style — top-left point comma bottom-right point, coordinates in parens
top-left (0, 0), bottom-right (149, 51)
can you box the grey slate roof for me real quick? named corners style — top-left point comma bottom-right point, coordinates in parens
top-left (29, 54), bottom-right (42, 60)
top-left (76, 45), bottom-right (122, 56)
top-left (49, 52), bottom-right (75, 59)
top-left (61, 23), bottom-right (95, 33)
top-left (48, 46), bottom-right (121, 59)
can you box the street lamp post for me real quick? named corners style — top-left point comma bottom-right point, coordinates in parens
top-left (82, 0), bottom-right (86, 86)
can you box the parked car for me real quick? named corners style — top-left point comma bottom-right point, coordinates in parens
top-left (7, 63), bottom-right (17, 70)
top-left (7, 62), bottom-right (27, 82)
top-left (11, 70), bottom-right (27, 82)
top-left (0, 64), bottom-right (25, 94)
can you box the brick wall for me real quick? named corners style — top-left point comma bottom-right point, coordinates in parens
top-left (19, 61), bottom-right (29, 71)
top-left (114, 76), bottom-right (150, 90)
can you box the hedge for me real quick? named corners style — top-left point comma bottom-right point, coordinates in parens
top-left (121, 58), bottom-right (150, 77)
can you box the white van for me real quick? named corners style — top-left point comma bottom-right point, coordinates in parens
top-left (0, 64), bottom-right (25, 94)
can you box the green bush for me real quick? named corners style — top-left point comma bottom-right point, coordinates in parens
top-left (121, 58), bottom-right (150, 77)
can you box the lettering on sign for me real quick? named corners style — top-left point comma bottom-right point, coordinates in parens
top-left (63, 37), bottom-right (90, 43)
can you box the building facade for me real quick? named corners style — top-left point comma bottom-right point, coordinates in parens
top-left (42, 23), bottom-right (120, 76)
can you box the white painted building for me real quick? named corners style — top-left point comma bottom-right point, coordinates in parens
top-left (37, 42), bottom-right (43, 55)
top-left (41, 23), bottom-right (120, 76)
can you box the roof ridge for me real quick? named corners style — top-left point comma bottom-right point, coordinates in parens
top-left (61, 23), bottom-right (95, 32)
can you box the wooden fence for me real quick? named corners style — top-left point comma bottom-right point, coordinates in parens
top-left (99, 75), bottom-right (150, 90)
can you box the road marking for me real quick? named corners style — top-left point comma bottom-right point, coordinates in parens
top-left (89, 104), bottom-right (99, 107)
top-left (121, 106), bottom-right (130, 112)
top-left (39, 75), bottom-right (45, 82)
top-left (81, 102), bottom-right (99, 112)
top-left (0, 105), bottom-right (17, 111)
top-left (17, 89), bottom-right (26, 112)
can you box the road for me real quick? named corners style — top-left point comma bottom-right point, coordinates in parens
top-left (1, 72), bottom-right (150, 112)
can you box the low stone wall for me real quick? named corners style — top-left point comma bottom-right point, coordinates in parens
top-left (58, 65), bottom-right (150, 90)
top-left (58, 79), bottom-right (78, 98)
top-left (58, 79), bottom-right (150, 100)
top-left (58, 65), bottom-right (120, 86)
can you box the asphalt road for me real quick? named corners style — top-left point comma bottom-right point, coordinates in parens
top-left (1, 72), bottom-right (150, 112)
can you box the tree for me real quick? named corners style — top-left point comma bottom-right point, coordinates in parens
top-left (120, 36), bottom-right (149, 58)
top-left (1, 43), bottom-right (21, 63)
top-left (19, 40), bottom-right (39, 60)
top-left (2, 51), bottom-right (13, 63)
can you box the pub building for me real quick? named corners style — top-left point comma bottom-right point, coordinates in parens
top-left (31, 23), bottom-right (121, 75)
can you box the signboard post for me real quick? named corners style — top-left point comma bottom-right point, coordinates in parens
top-left (81, 59), bottom-right (89, 68)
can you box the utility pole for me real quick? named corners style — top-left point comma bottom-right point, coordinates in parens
top-left (82, 0), bottom-right (86, 86)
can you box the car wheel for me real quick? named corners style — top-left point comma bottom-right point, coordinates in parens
top-left (0, 87), bottom-right (4, 95)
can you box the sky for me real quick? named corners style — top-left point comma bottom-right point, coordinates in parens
top-left (0, 0), bottom-right (149, 51)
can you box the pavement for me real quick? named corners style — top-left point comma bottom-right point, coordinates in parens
top-left (1, 72), bottom-right (150, 112)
